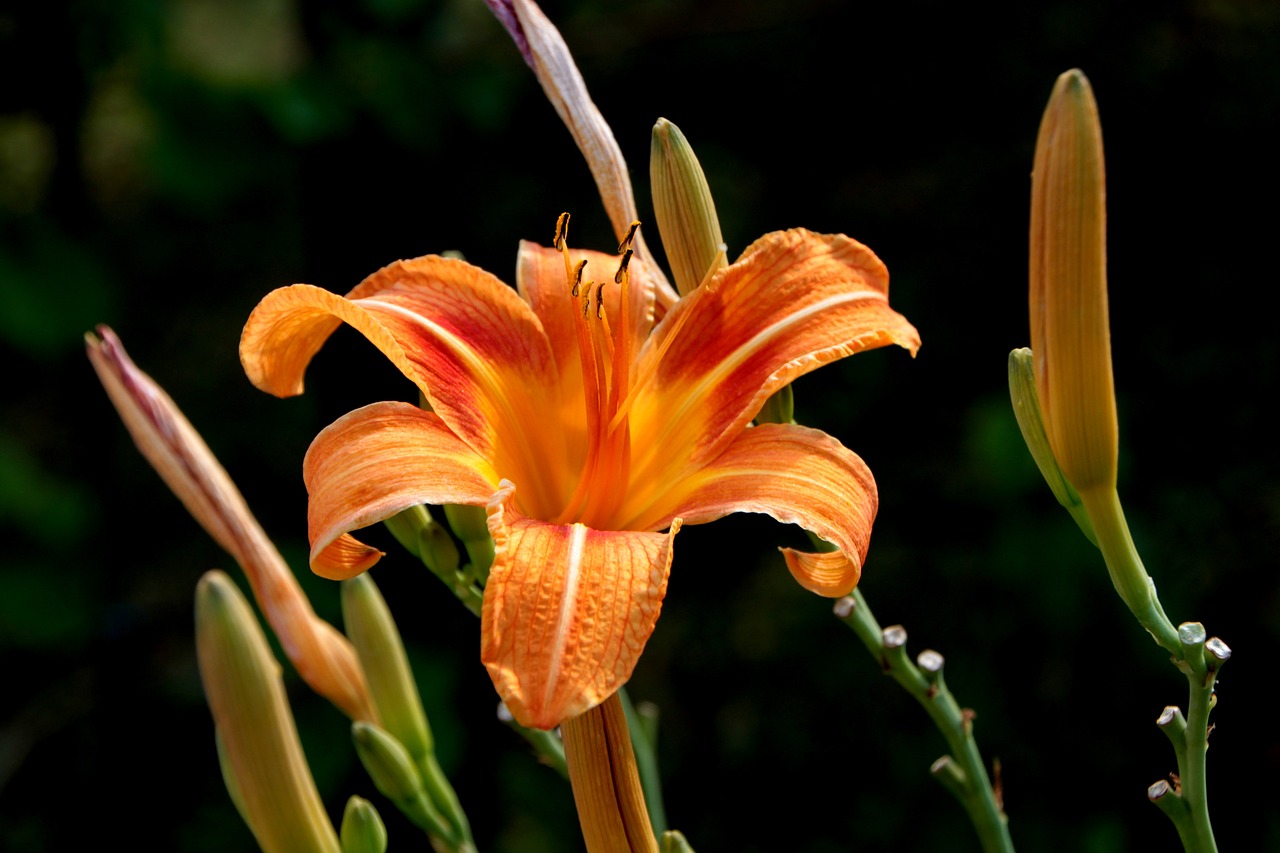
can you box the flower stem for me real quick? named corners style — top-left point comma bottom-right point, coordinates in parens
top-left (1077, 487), bottom-right (1181, 655)
top-left (835, 589), bottom-right (1014, 853)
top-left (561, 694), bottom-right (660, 853)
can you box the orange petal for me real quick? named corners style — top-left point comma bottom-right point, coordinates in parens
top-left (481, 481), bottom-right (680, 730)
top-left (241, 255), bottom-right (569, 516)
top-left (623, 423), bottom-right (875, 597)
top-left (304, 402), bottom-right (499, 580)
top-left (627, 229), bottom-right (919, 487)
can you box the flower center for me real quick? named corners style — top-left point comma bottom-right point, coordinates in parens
top-left (551, 213), bottom-right (639, 527)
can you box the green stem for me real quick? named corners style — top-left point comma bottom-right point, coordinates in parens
top-left (1180, 665), bottom-right (1219, 853)
top-left (1078, 487), bottom-right (1181, 655)
top-left (836, 589), bottom-right (1014, 853)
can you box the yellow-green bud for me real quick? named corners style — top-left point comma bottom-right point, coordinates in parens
top-left (650, 118), bottom-right (727, 296)
top-left (196, 571), bottom-right (340, 853)
top-left (352, 722), bottom-right (424, 802)
top-left (341, 574), bottom-right (434, 763)
top-left (340, 796), bottom-right (388, 853)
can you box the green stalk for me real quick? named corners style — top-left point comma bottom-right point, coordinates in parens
top-left (1077, 487), bottom-right (1180, 655)
top-left (836, 589), bottom-right (1014, 853)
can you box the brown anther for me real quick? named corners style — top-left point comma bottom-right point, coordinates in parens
top-left (581, 284), bottom-right (593, 318)
top-left (572, 259), bottom-right (588, 297)
top-left (554, 212), bottom-right (570, 250)
top-left (595, 282), bottom-right (606, 319)
top-left (614, 248), bottom-right (633, 284)
top-left (617, 220), bottom-right (641, 254)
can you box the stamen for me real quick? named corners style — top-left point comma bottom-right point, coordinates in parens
top-left (554, 212), bottom-right (570, 250)
top-left (595, 285), bottom-right (606, 319)
top-left (581, 283), bottom-right (593, 318)
top-left (614, 249), bottom-right (633, 284)
top-left (617, 220), bottom-right (641, 254)
top-left (572, 259), bottom-right (588, 297)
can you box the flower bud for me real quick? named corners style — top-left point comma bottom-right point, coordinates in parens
top-left (1029, 69), bottom-right (1117, 492)
top-left (340, 796), bottom-right (388, 853)
top-left (650, 118), bottom-right (726, 296)
top-left (88, 326), bottom-right (376, 722)
top-left (341, 574), bottom-right (434, 764)
top-left (196, 571), bottom-right (340, 853)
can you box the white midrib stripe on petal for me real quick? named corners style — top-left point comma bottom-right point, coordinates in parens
top-left (543, 522), bottom-right (587, 714)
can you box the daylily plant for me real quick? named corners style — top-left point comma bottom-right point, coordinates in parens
top-left (240, 215), bottom-right (919, 730)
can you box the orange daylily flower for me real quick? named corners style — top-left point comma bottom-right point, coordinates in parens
top-left (240, 220), bottom-right (919, 729)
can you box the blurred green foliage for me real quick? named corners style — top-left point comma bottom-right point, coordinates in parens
top-left (3, 0), bottom-right (1278, 850)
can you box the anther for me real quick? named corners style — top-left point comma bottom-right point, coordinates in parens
top-left (554, 212), bottom-right (570, 251)
top-left (596, 284), bottom-right (606, 319)
top-left (617, 220), bottom-right (641, 254)
top-left (581, 284), bottom-right (593, 318)
top-left (614, 249), bottom-right (633, 284)
top-left (572, 259), bottom-right (588, 297)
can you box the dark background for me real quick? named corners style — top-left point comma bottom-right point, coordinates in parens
top-left (3, 0), bottom-right (1278, 850)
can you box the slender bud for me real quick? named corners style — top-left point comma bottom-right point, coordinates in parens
top-left (1029, 69), bottom-right (1117, 492)
top-left (341, 574), bottom-right (434, 763)
top-left (340, 797), bottom-right (388, 853)
top-left (196, 571), bottom-right (340, 853)
top-left (1007, 347), bottom-right (1097, 544)
top-left (650, 118), bottom-right (726, 297)
top-left (87, 326), bottom-right (376, 722)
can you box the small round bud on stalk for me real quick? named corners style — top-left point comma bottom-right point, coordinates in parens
top-left (340, 797), bottom-right (388, 853)
top-left (196, 571), bottom-right (340, 853)
top-left (1148, 779), bottom-right (1173, 801)
top-left (832, 595), bottom-right (857, 619)
top-left (650, 118), bottom-right (726, 298)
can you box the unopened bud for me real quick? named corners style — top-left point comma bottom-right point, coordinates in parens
top-left (352, 722), bottom-right (424, 803)
top-left (1029, 69), bottom-right (1117, 492)
top-left (650, 118), bottom-right (727, 297)
top-left (340, 797), bottom-right (387, 853)
top-left (196, 571), bottom-right (340, 853)
top-left (342, 574), bottom-right (434, 764)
